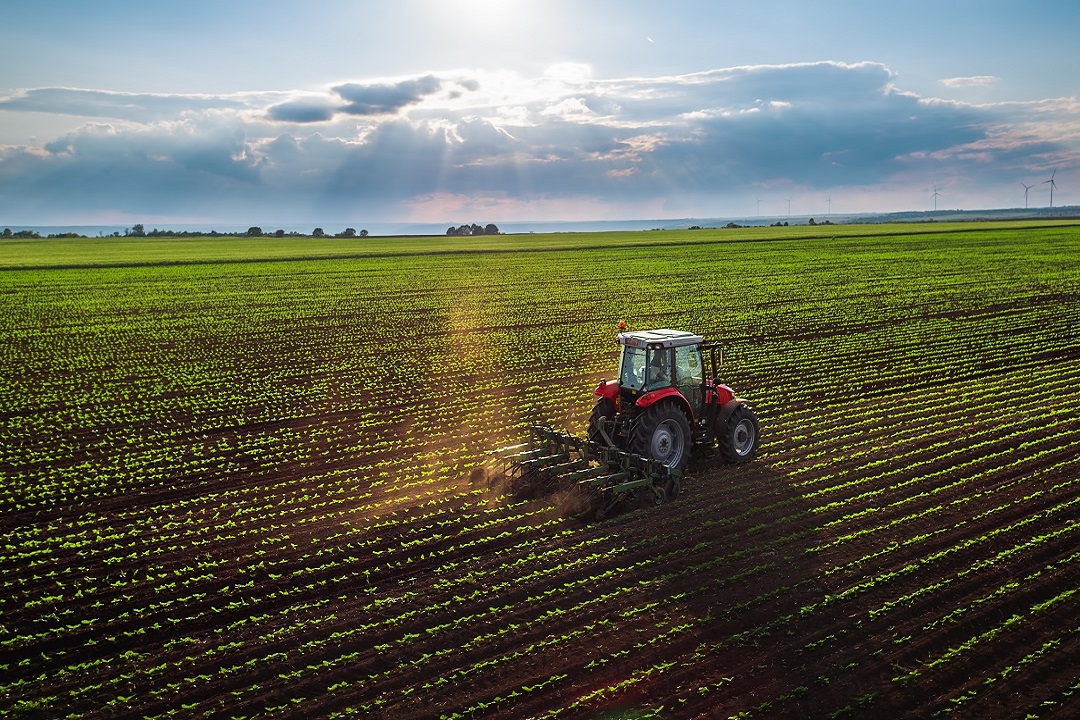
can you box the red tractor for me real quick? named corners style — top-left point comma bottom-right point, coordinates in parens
top-left (497, 328), bottom-right (759, 518)
top-left (588, 328), bottom-right (759, 470)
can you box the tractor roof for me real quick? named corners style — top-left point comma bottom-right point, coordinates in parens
top-left (616, 328), bottom-right (705, 349)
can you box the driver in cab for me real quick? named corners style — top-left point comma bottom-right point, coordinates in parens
top-left (647, 351), bottom-right (670, 388)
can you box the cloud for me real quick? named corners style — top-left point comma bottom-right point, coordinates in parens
top-left (0, 87), bottom-right (255, 122)
top-left (266, 98), bottom-right (337, 123)
top-left (543, 63), bottom-right (594, 83)
top-left (1, 62), bottom-right (1077, 223)
top-left (940, 76), bottom-right (1000, 88)
top-left (264, 75), bottom-right (458, 124)
top-left (540, 97), bottom-right (596, 119)
top-left (332, 75), bottom-right (444, 116)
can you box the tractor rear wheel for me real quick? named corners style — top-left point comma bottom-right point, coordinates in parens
top-left (719, 404), bottom-right (760, 463)
top-left (631, 400), bottom-right (691, 471)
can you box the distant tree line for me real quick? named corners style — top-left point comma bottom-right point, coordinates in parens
top-left (3, 228), bottom-right (44, 238)
top-left (115, 224), bottom-right (371, 239)
top-left (4, 222), bottom-right (510, 240)
top-left (246, 227), bottom-right (368, 238)
top-left (2, 228), bottom-right (85, 238)
top-left (0, 225), bottom-right (382, 239)
top-left (446, 223), bottom-right (500, 236)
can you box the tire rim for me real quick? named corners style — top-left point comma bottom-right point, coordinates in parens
top-left (732, 418), bottom-right (756, 457)
top-left (650, 421), bottom-right (685, 467)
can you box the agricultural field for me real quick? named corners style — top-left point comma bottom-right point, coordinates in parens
top-left (2, 221), bottom-right (1079, 719)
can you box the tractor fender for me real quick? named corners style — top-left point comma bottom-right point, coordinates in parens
top-left (715, 397), bottom-right (748, 429)
top-left (708, 381), bottom-right (735, 407)
top-left (636, 387), bottom-right (695, 423)
top-left (594, 379), bottom-right (619, 401)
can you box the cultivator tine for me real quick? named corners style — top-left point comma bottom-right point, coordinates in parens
top-left (497, 425), bottom-right (580, 496)
top-left (577, 469), bottom-right (629, 489)
top-left (494, 423), bottom-right (683, 518)
top-left (490, 441), bottom-right (530, 455)
top-left (597, 490), bottom-right (625, 519)
top-left (545, 458), bottom-right (590, 477)
top-left (556, 464), bottom-right (617, 484)
top-left (499, 447), bottom-right (549, 469)
top-left (514, 451), bottom-right (571, 472)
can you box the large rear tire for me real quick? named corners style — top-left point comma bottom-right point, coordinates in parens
top-left (719, 404), bottom-right (760, 463)
top-left (631, 400), bottom-right (691, 471)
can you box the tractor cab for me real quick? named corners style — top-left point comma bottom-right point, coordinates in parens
top-left (616, 329), bottom-right (706, 417)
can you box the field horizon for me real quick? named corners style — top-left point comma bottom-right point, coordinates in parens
top-left (4, 203), bottom-right (1080, 241)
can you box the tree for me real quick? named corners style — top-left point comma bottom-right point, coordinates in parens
top-left (337, 228), bottom-right (356, 238)
top-left (312, 227), bottom-right (325, 237)
top-left (447, 223), bottom-right (498, 236)
top-left (246, 226), bottom-right (263, 237)
top-left (127, 223), bottom-right (145, 237)
top-left (359, 229), bottom-right (368, 237)
top-left (2, 228), bottom-right (11, 238)
top-left (274, 229), bottom-right (285, 237)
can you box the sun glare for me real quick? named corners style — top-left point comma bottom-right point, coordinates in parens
top-left (432, 0), bottom-right (536, 34)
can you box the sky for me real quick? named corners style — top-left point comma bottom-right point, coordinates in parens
top-left (1, 0), bottom-right (1079, 228)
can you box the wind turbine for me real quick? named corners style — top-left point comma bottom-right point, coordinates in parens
top-left (1043, 168), bottom-right (1058, 209)
top-left (786, 197), bottom-right (792, 217)
top-left (755, 197), bottom-right (761, 216)
top-left (1020, 181), bottom-right (1033, 209)
top-left (827, 195), bottom-right (832, 215)
top-left (930, 185), bottom-right (942, 211)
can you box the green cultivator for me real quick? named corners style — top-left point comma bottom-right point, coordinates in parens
top-left (494, 425), bottom-right (681, 520)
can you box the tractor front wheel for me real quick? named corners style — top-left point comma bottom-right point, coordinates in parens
top-left (719, 404), bottom-right (760, 463)
top-left (631, 400), bottom-right (691, 471)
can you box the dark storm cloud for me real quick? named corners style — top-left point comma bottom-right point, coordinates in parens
top-left (263, 76), bottom-right (449, 124)
top-left (266, 99), bottom-right (337, 123)
top-left (332, 75), bottom-right (443, 116)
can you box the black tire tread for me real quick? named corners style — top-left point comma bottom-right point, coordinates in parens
top-left (630, 399), bottom-right (692, 471)
top-left (719, 403), bottom-right (760, 463)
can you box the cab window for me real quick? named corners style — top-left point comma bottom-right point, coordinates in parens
top-left (675, 345), bottom-right (704, 414)
top-left (645, 348), bottom-right (673, 390)
top-left (619, 346), bottom-right (647, 391)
